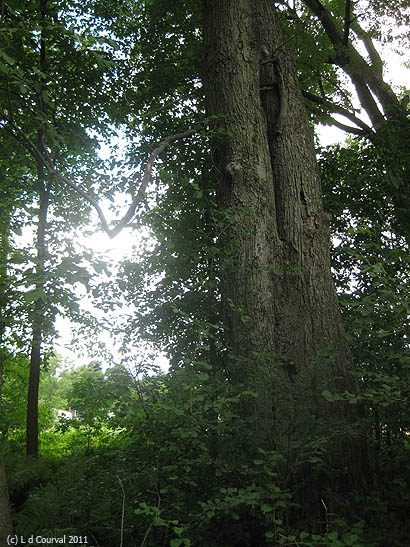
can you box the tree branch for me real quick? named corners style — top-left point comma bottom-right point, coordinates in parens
top-left (106, 127), bottom-right (198, 238)
top-left (302, 90), bottom-right (373, 134)
top-left (348, 73), bottom-right (385, 126)
top-left (116, 475), bottom-right (125, 547)
top-left (351, 21), bottom-right (383, 76)
top-left (52, 170), bottom-right (113, 234)
top-left (6, 117), bottom-right (49, 165)
top-left (260, 35), bottom-right (298, 65)
top-left (5, 115), bottom-right (198, 239)
top-left (5, 77), bottom-right (14, 125)
top-left (302, 0), bottom-right (345, 50)
top-left (343, 0), bottom-right (351, 46)
top-left (324, 116), bottom-right (366, 136)
top-left (302, 0), bottom-right (399, 125)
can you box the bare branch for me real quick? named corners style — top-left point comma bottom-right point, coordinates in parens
top-left (139, 486), bottom-right (161, 547)
top-left (117, 476), bottom-right (125, 547)
top-left (53, 171), bottom-right (113, 233)
top-left (261, 35), bottom-right (298, 65)
top-left (324, 116), bottom-right (367, 136)
top-left (107, 127), bottom-right (198, 238)
top-left (302, 90), bottom-right (373, 134)
top-left (348, 73), bottom-right (385, 126)
top-left (302, 0), bottom-right (398, 124)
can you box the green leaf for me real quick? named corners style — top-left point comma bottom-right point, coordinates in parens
top-left (275, 500), bottom-right (287, 508)
top-left (42, 90), bottom-right (50, 103)
top-left (92, 262), bottom-right (104, 274)
top-left (23, 290), bottom-right (44, 303)
top-left (321, 389), bottom-right (335, 402)
top-left (0, 49), bottom-right (15, 64)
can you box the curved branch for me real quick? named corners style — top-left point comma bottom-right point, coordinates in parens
top-left (302, 0), bottom-right (400, 124)
top-left (107, 127), bottom-right (197, 238)
top-left (52, 170), bottom-right (112, 234)
top-left (52, 127), bottom-right (198, 238)
top-left (5, 115), bottom-right (198, 239)
top-left (302, 90), bottom-right (373, 135)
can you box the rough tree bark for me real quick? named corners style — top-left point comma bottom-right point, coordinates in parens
top-left (202, 0), bottom-right (369, 493)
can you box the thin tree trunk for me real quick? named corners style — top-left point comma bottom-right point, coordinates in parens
top-left (0, 463), bottom-right (12, 544)
top-left (26, 171), bottom-right (49, 457)
top-left (0, 209), bottom-right (13, 541)
top-left (26, 0), bottom-right (49, 457)
top-left (202, 0), bottom-right (369, 493)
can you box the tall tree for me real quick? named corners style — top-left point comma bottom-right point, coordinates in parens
top-left (0, 138), bottom-right (35, 542)
top-left (0, 193), bottom-right (13, 547)
top-left (25, 169), bottom-right (49, 457)
top-left (25, 0), bottom-right (50, 457)
top-left (201, 0), bottom-right (368, 493)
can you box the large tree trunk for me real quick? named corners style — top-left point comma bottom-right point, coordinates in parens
top-left (202, 0), bottom-right (368, 492)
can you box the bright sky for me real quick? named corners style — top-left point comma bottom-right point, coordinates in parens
top-left (53, 138), bottom-right (169, 372)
